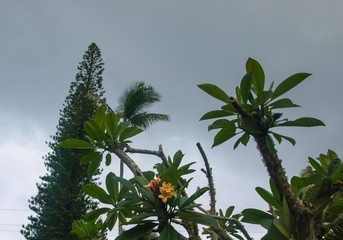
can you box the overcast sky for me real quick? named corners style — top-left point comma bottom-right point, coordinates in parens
top-left (1, 1), bottom-right (343, 239)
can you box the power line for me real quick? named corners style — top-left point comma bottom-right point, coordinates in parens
top-left (0, 224), bottom-right (21, 226)
top-left (0, 208), bottom-right (31, 212)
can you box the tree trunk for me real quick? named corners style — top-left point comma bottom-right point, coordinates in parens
top-left (253, 135), bottom-right (315, 240)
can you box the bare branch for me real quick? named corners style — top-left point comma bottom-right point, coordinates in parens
top-left (108, 145), bottom-right (146, 179)
top-left (197, 142), bottom-right (216, 215)
top-left (126, 145), bottom-right (170, 168)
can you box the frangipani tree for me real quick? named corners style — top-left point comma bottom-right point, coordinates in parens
top-left (60, 58), bottom-right (342, 240)
top-left (198, 58), bottom-right (342, 240)
top-left (60, 106), bottom-right (249, 240)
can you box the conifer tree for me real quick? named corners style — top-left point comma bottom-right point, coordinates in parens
top-left (22, 43), bottom-right (105, 240)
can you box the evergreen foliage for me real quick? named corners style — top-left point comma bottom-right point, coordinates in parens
top-left (21, 43), bottom-right (105, 240)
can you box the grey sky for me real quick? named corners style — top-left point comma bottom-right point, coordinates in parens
top-left (1, 1), bottom-right (343, 239)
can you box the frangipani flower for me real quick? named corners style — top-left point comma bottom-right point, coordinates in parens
top-left (144, 177), bottom-right (161, 190)
top-left (160, 182), bottom-right (175, 193)
top-left (158, 182), bottom-right (176, 203)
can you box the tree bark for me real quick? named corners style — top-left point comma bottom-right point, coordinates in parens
top-left (253, 135), bottom-right (315, 240)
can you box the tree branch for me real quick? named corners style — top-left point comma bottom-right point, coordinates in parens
top-left (126, 145), bottom-right (169, 168)
top-left (228, 97), bottom-right (252, 119)
top-left (196, 142), bottom-right (216, 215)
top-left (108, 145), bottom-right (146, 179)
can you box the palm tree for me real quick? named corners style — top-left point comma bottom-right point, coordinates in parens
top-left (116, 81), bottom-right (169, 234)
top-left (116, 81), bottom-right (169, 129)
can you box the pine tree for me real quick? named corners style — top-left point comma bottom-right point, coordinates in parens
top-left (22, 43), bottom-right (105, 240)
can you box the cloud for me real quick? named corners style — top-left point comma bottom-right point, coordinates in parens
top-left (1, 1), bottom-right (343, 239)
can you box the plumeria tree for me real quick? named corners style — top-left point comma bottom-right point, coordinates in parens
top-left (198, 58), bottom-right (342, 239)
top-left (60, 106), bottom-right (249, 240)
top-left (60, 58), bottom-right (342, 240)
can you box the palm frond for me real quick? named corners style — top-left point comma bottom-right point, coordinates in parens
top-left (129, 113), bottom-right (169, 129)
top-left (116, 81), bottom-right (168, 129)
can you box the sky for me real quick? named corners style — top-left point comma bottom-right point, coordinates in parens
top-left (1, 1), bottom-right (343, 239)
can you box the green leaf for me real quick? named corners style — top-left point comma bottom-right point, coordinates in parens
top-left (279, 117), bottom-right (325, 127)
top-left (281, 195), bottom-right (293, 234)
top-left (106, 172), bottom-right (119, 203)
top-left (173, 150), bottom-right (184, 169)
top-left (262, 223), bottom-right (288, 240)
top-left (105, 153), bottom-right (112, 166)
top-left (198, 83), bottom-right (229, 103)
top-left (308, 157), bottom-right (327, 176)
top-left (329, 199), bottom-right (343, 214)
top-left (159, 225), bottom-right (178, 240)
top-left (119, 127), bottom-right (143, 142)
top-left (241, 208), bottom-right (273, 229)
top-left (317, 153), bottom-right (330, 170)
top-left (104, 210), bottom-right (117, 231)
top-left (221, 103), bottom-right (237, 112)
top-left (94, 106), bottom-right (106, 132)
top-left (80, 152), bottom-right (102, 165)
top-left (178, 162), bottom-right (196, 175)
top-left (129, 212), bottom-right (156, 223)
top-left (270, 132), bottom-right (296, 146)
top-left (269, 98), bottom-right (300, 109)
top-left (162, 166), bottom-right (181, 186)
top-left (142, 171), bottom-right (155, 181)
top-left (331, 164), bottom-right (343, 183)
top-left (266, 135), bottom-right (276, 153)
top-left (269, 178), bottom-right (280, 202)
top-left (138, 185), bottom-right (154, 201)
top-left (115, 176), bottom-right (138, 196)
top-left (116, 198), bottom-right (142, 208)
top-left (235, 86), bottom-right (241, 102)
top-left (134, 175), bottom-right (149, 187)
top-left (271, 132), bottom-right (282, 144)
top-left (84, 121), bottom-right (104, 141)
top-left (208, 119), bottom-right (235, 131)
top-left (82, 185), bottom-right (112, 204)
top-left (84, 208), bottom-right (110, 221)
top-left (115, 223), bottom-right (158, 240)
top-left (240, 72), bottom-right (253, 103)
top-left (233, 132), bottom-right (250, 149)
top-left (87, 153), bottom-right (102, 178)
top-left (177, 212), bottom-right (218, 227)
top-left (273, 219), bottom-right (290, 238)
top-left (180, 187), bottom-right (209, 209)
top-left (272, 73), bottom-right (311, 100)
top-left (328, 158), bottom-right (341, 177)
top-left (246, 58), bottom-right (265, 94)
top-left (115, 121), bottom-right (131, 139)
top-left (212, 126), bottom-right (237, 148)
top-left (58, 139), bottom-right (95, 149)
top-left (105, 112), bottom-right (118, 139)
top-left (256, 187), bottom-right (282, 211)
top-left (225, 206), bottom-right (235, 218)
top-left (71, 220), bottom-right (87, 236)
top-left (327, 149), bottom-right (339, 160)
top-left (257, 90), bottom-right (273, 105)
top-left (200, 110), bottom-right (235, 120)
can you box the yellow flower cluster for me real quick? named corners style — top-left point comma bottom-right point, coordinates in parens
top-left (158, 182), bottom-right (177, 203)
top-left (145, 178), bottom-right (177, 203)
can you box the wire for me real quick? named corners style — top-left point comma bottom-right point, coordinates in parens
top-left (0, 208), bottom-right (31, 212)
top-left (0, 224), bottom-right (21, 226)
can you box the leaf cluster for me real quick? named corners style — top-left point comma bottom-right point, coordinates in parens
top-left (198, 58), bottom-right (324, 149)
top-left (59, 106), bottom-right (143, 178)
top-left (80, 151), bottom-right (217, 240)
top-left (242, 150), bottom-right (343, 239)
